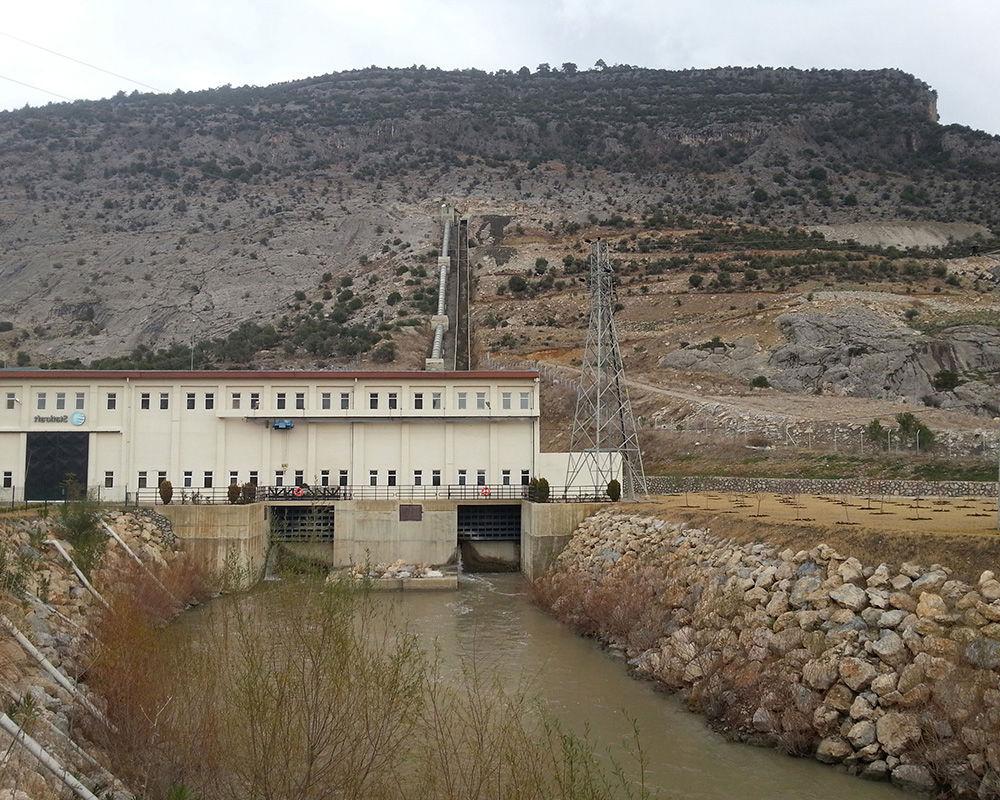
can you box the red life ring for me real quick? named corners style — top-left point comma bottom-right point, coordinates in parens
top-left (480, 485), bottom-right (491, 497)
top-left (292, 485), bottom-right (305, 497)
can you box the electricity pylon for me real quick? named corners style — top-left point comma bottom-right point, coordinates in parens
top-left (565, 240), bottom-right (648, 498)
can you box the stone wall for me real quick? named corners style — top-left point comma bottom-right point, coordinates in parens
top-left (649, 474), bottom-right (997, 499)
top-left (537, 510), bottom-right (1000, 796)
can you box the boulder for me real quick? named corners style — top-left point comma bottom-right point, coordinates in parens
top-left (848, 720), bottom-right (877, 749)
top-left (830, 583), bottom-right (868, 611)
top-left (964, 638), bottom-right (1000, 670)
top-left (890, 764), bottom-right (935, 793)
top-left (876, 712), bottom-right (922, 756)
top-left (816, 736), bottom-right (853, 763)
top-left (803, 658), bottom-right (839, 691)
top-left (872, 630), bottom-right (908, 666)
top-left (916, 592), bottom-right (951, 622)
top-left (839, 657), bottom-right (877, 691)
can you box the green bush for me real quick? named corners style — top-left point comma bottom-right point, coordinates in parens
top-left (508, 275), bottom-right (528, 293)
top-left (159, 479), bottom-right (174, 505)
top-left (932, 369), bottom-right (961, 392)
top-left (241, 482), bottom-right (256, 505)
top-left (528, 477), bottom-right (550, 503)
top-left (750, 375), bottom-right (770, 389)
top-left (607, 479), bottom-right (621, 502)
top-left (227, 483), bottom-right (242, 505)
top-left (57, 487), bottom-right (105, 578)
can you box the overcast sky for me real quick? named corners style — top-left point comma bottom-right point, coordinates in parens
top-left (1, 0), bottom-right (997, 134)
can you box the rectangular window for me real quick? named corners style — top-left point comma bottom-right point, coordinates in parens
top-left (159, 392), bottom-right (169, 410)
top-left (477, 469), bottom-right (486, 486)
top-left (457, 392), bottom-right (467, 410)
top-left (140, 393), bottom-right (150, 410)
top-left (321, 392), bottom-right (331, 410)
top-left (340, 392), bottom-right (350, 410)
top-left (203, 471), bottom-right (213, 489)
top-left (4, 392), bottom-right (15, 410)
top-left (521, 469), bottom-right (530, 486)
top-left (432, 469), bottom-right (441, 487)
top-left (232, 392), bottom-right (241, 410)
top-left (2, 471), bottom-right (11, 489)
top-left (138, 471), bottom-right (148, 489)
top-left (104, 471), bottom-right (114, 489)
top-left (458, 469), bottom-right (467, 486)
top-left (250, 392), bottom-right (260, 410)
top-left (294, 470), bottom-right (304, 486)
top-left (75, 392), bottom-right (85, 410)
top-left (338, 470), bottom-right (348, 487)
top-left (431, 392), bottom-right (442, 410)
top-left (387, 470), bottom-right (397, 487)
top-left (388, 392), bottom-right (398, 410)
top-left (276, 392), bottom-right (286, 410)
top-left (413, 469), bottom-right (423, 486)
top-left (36, 392), bottom-right (46, 410)
top-left (229, 471), bottom-right (239, 485)
top-left (183, 471), bottom-right (193, 488)
top-left (502, 392), bottom-right (512, 410)
top-left (502, 469), bottom-right (511, 486)
top-left (248, 471), bottom-right (258, 486)
top-left (320, 470), bottom-right (330, 487)
top-left (106, 392), bottom-right (117, 411)
top-left (274, 470), bottom-right (284, 487)
top-left (157, 471), bottom-right (166, 487)
top-left (295, 392), bottom-right (305, 410)
top-left (519, 392), bottom-right (531, 410)
top-left (413, 392), bottom-right (424, 410)
top-left (186, 393), bottom-right (196, 410)
top-left (369, 470), bottom-right (378, 487)
top-left (205, 393), bottom-right (215, 410)
top-left (55, 392), bottom-right (65, 410)
top-left (476, 392), bottom-right (487, 410)
top-left (369, 392), bottom-right (379, 410)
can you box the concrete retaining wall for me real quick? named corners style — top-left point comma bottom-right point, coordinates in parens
top-left (520, 501), bottom-right (607, 580)
top-left (159, 502), bottom-right (268, 583)
top-left (649, 475), bottom-right (997, 499)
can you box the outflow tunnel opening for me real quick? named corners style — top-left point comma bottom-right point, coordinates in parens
top-left (457, 504), bottom-right (521, 572)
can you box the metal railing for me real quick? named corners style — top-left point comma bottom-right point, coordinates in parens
top-left (129, 483), bottom-right (613, 506)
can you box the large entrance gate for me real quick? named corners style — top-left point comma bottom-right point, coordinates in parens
top-left (24, 432), bottom-right (89, 501)
top-left (457, 504), bottom-right (521, 541)
top-left (269, 505), bottom-right (335, 542)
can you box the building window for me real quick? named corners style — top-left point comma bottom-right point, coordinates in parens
top-left (274, 470), bottom-right (284, 487)
top-left (248, 471), bottom-right (258, 486)
top-left (458, 469), bottom-right (467, 486)
top-left (55, 393), bottom-right (66, 410)
top-left (75, 392), bottom-right (85, 410)
top-left (183, 471), bottom-right (193, 488)
top-left (294, 470), bottom-right (304, 486)
top-left (520, 392), bottom-right (531, 410)
top-left (250, 392), bottom-right (260, 410)
top-left (205, 393), bottom-right (215, 410)
top-left (276, 392), bottom-right (286, 410)
top-left (502, 392), bottom-right (512, 410)
top-left (36, 392), bottom-right (46, 410)
top-left (320, 470), bottom-right (330, 487)
top-left (387, 470), bottom-right (397, 487)
top-left (502, 469), bottom-right (511, 486)
top-left (477, 469), bottom-right (486, 486)
top-left (138, 471), bottom-right (148, 489)
top-left (321, 392), bottom-right (331, 410)
top-left (232, 392), bottom-right (241, 410)
top-left (521, 469), bottom-right (530, 486)
top-left (369, 393), bottom-right (378, 410)
top-left (140, 393), bottom-right (150, 410)
top-left (432, 392), bottom-right (442, 410)
top-left (159, 393), bottom-right (169, 410)
top-left (295, 392), bottom-right (305, 411)
top-left (338, 470), bottom-right (348, 487)
top-left (106, 392), bottom-right (117, 411)
top-left (2, 471), bottom-right (11, 489)
top-left (414, 469), bottom-right (423, 486)
top-left (413, 392), bottom-right (424, 410)
top-left (203, 471), bottom-right (213, 489)
top-left (476, 392), bottom-right (487, 410)
top-left (5, 392), bottom-right (16, 410)
top-left (388, 392), bottom-right (398, 410)
top-left (369, 470), bottom-right (378, 487)
top-left (104, 471), bottom-right (114, 489)
top-left (157, 471), bottom-right (167, 487)
top-left (229, 471), bottom-right (239, 485)
top-left (457, 392), bottom-right (467, 410)
top-left (340, 392), bottom-right (350, 410)
top-left (186, 393), bottom-right (196, 410)
top-left (432, 469), bottom-right (441, 487)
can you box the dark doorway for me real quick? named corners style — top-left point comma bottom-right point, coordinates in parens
top-left (24, 432), bottom-right (90, 501)
top-left (457, 504), bottom-right (521, 541)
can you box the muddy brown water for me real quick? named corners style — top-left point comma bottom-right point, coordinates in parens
top-left (373, 572), bottom-right (904, 800)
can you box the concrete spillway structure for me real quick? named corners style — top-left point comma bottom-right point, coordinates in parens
top-left (426, 204), bottom-right (455, 370)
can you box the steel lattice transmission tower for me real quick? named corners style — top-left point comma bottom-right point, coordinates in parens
top-left (565, 240), bottom-right (648, 497)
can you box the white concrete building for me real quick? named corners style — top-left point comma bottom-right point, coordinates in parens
top-left (0, 369), bottom-right (598, 503)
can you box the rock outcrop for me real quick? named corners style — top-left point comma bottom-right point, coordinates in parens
top-left (537, 510), bottom-right (1000, 797)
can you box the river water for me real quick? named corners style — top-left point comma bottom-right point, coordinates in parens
top-left (372, 572), bottom-right (904, 800)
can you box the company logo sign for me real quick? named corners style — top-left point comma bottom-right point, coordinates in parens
top-left (70, 411), bottom-right (86, 426)
top-left (33, 412), bottom-right (87, 425)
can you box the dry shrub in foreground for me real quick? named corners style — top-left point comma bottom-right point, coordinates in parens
top-left (88, 577), bottom-right (656, 800)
